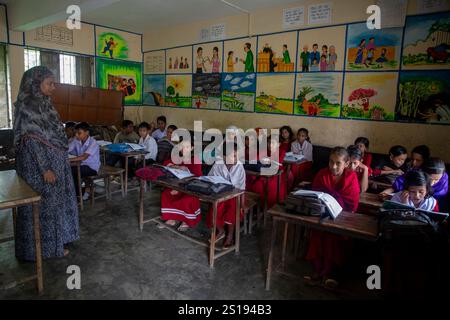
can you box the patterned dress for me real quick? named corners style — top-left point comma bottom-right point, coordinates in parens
top-left (15, 136), bottom-right (80, 261)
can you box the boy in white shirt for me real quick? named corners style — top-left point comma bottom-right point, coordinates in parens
top-left (151, 116), bottom-right (167, 141)
top-left (137, 122), bottom-right (158, 164)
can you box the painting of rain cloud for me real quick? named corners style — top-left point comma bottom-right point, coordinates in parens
top-left (192, 73), bottom-right (221, 109)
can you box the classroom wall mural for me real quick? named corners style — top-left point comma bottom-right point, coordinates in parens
top-left (346, 23), bottom-right (403, 71)
top-left (297, 25), bottom-right (346, 72)
top-left (402, 11), bottom-right (450, 70)
top-left (255, 74), bottom-right (295, 114)
top-left (95, 26), bottom-right (142, 62)
top-left (166, 46), bottom-right (192, 74)
top-left (142, 11), bottom-right (450, 125)
top-left (223, 38), bottom-right (257, 73)
top-left (192, 73), bottom-right (221, 109)
top-left (96, 58), bottom-right (142, 105)
top-left (144, 50), bottom-right (165, 74)
top-left (143, 75), bottom-right (165, 106)
top-left (193, 42), bottom-right (223, 73)
top-left (342, 72), bottom-right (398, 121)
top-left (97, 31), bottom-right (128, 59)
top-left (257, 32), bottom-right (297, 72)
top-left (165, 75), bottom-right (192, 108)
top-left (294, 73), bottom-right (342, 117)
top-left (396, 70), bottom-right (450, 124)
top-left (221, 73), bottom-right (256, 112)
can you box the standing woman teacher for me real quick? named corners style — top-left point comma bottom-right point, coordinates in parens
top-left (13, 66), bottom-right (79, 261)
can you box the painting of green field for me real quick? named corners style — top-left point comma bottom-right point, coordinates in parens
top-left (255, 74), bottom-right (294, 114)
top-left (165, 75), bottom-right (192, 108)
top-left (294, 73), bottom-right (342, 117)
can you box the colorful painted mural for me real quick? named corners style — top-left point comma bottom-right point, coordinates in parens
top-left (223, 38), bottom-right (257, 73)
top-left (143, 75), bottom-right (165, 106)
top-left (255, 74), bottom-right (294, 114)
top-left (165, 75), bottom-right (192, 108)
top-left (192, 73), bottom-right (221, 109)
top-left (221, 73), bottom-right (256, 112)
top-left (97, 32), bottom-right (129, 59)
top-left (257, 32), bottom-right (297, 72)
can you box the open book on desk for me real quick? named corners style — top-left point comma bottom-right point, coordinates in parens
top-left (198, 176), bottom-right (233, 186)
top-left (292, 189), bottom-right (343, 219)
top-left (284, 152), bottom-right (305, 162)
top-left (96, 140), bottom-right (112, 147)
top-left (126, 143), bottom-right (145, 151)
top-left (383, 200), bottom-right (449, 223)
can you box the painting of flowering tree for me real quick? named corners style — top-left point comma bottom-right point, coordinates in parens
top-left (342, 73), bottom-right (398, 121)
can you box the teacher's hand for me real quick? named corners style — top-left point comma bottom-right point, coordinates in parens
top-left (43, 170), bottom-right (56, 184)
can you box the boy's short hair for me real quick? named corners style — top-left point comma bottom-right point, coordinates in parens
top-left (313, 43), bottom-right (318, 48)
top-left (65, 121), bottom-right (76, 128)
top-left (138, 122), bottom-right (150, 130)
top-left (245, 43), bottom-right (251, 49)
top-left (157, 116), bottom-right (167, 124)
top-left (122, 120), bottom-right (134, 127)
top-left (74, 122), bottom-right (91, 132)
top-left (167, 124), bottom-right (178, 131)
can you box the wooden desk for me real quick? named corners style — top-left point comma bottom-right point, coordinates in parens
top-left (358, 192), bottom-right (384, 215)
top-left (0, 170), bottom-right (43, 294)
top-left (368, 178), bottom-right (392, 191)
top-left (265, 204), bottom-right (378, 290)
top-left (245, 169), bottom-right (283, 227)
top-left (141, 176), bottom-right (245, 268)
top-left (101, 148), bottom-right (148, 195)
top-left (69, 159), bottom-right (83, 211)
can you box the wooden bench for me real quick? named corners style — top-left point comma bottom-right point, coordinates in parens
top-left (83, 165), bottom-right (125, 205)
top-left (242, 191), bottom-right (260, 235)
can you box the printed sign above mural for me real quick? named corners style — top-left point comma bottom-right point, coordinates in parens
top-left (346, 23), bottom-right (403, 71)
top-left (396, 70), bottom-right (450, 124)
top-left (223, 38), bottom-right (257, 73)
top-left (193, 42), bottom-right (223, 73)
top-left (221, 73), bottom-right (256, 112)
top-left (342, 72), bottom-right (398, 121)
top-left (166, 46), bottom-right (193, 74)
top-left (96, 58), bottom-right (142, 105)
top-left (402, 11), bottom-right (450, 70)
top-left (144, 50), bottom-right (165, 74)
top-left (298, 25), bottom-right (346, 72)
top-left (257, 32), bottom-right (297, 72)
top-left (95, 26), bottom-right (142, 62)
top-left (294, 73), bottom-right (342, 117)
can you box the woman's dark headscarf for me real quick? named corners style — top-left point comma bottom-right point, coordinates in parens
top-left (13, 66), bottom-right (68, 150)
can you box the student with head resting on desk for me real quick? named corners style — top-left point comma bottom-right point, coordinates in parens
top-left (408, 145), bottom-right (430, 171)
top-left (151, 115), bottom-right (167, 142)
top-left (304, 147), bottom-right (360, 289)
top-left (69, 122), bottom-right (100, 201)
top-left (372, 145), bottom-right (408, 185)
top-left (65, 121), bottom-right (76, 144)
top-left (279, 125), bottom-right (293, 154)
top-left (207, 141), bottom-right (246, 249)
top-left (390, 170), bottom-right (439, 212)
top-left (159, 139), bottom-right (202, 232)
top-left (290, 128), bottom-right (314, 184)
top-left (347, 145), bottom-right (369, 193)
top-left (381, 157), bottom-right (448, 209)
top-left (354, 137), bottom-right (372, 171)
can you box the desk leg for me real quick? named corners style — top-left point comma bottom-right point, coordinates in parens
top-left (265, 217), bottom-right (278, 291)
top-left (77, 164), bottom-right (83, 211)
top-left (32, 203), bottom-right (43, 295)
top-left (263, 177), bottom-right (268, 227)
top-left (235, 195), bottom-right (241, 255)
top-left (142, 155), bottom-right (147, 193)
top-left (281, 222), bottom-right (289, 270)
top-left (12, 208), bottom-right (17, 239)
top-left (139, 178), bottom-right (144, 231)
top-left (209, 202), bottom-right (218, 268)
top-left (124, 156), bottom-right (129, 195)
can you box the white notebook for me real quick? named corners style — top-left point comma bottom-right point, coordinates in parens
top-left (126, 143), bottom-right (145, 151)
top-left (164, 166), bottom-right (194, 180)
top-left (96, 140), bottom-right (112, 147)
top-left (293, 189), bottom-right (343, 219)
top-left (285, 152), bottom-right (305, 161)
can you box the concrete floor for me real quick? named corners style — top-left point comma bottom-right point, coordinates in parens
top-left (0, 186), bottom-right (380, 300)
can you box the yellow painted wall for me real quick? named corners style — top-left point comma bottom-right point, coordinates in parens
top-left (131, 0), bottom-right (450, 162)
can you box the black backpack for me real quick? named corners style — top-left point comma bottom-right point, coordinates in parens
top-left (183, 179), bottom-right (234, 195)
